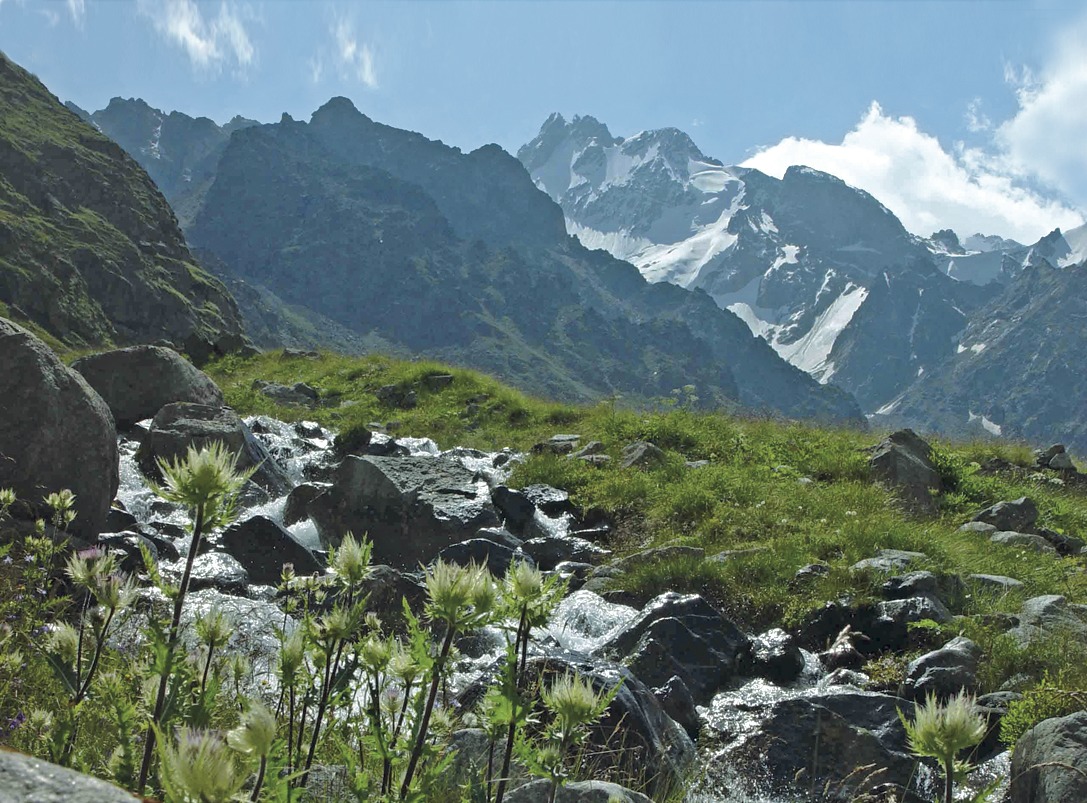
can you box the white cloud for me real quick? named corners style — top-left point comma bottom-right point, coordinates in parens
top-left (965, 98), bottom-right (990, 133)
top-left (331, 17), bottom-right (377, 88)
top-left (66, 0), bottom-right (84, 25)
top-left (997, 15), bottom-right (1087, 212)
top-left (742, 102), bottom-right (1082, 243)
top-left (308, 54), bottom-right (324, 84)
top-left (139, 0), bottom-right (255, 74)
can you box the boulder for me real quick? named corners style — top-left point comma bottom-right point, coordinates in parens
top-left (654, 675), bottom-right (701, 739)
top-left (968, 574), bottom-right (1024, 591)
top-left (746, 628), bottom-right (805, 684)
top-left (283, 483), bottom-right (329, 526)
top-left (867, 429), bottom-right (942, 513)
top-left (1048, 450), bottom-right (1076, 471)
top-left (504, 780), bottom-right (652, 803)
top-left (959, 521), bottom-right (998, 535)
top-left (621, 440), bottom-right (667, 469)
top-left (376, 384), bottom-right (417, 409)
top-left (491, 486), bottom-right (536, 532)
top-left (899, 636), bottom-right (981, 702)
top-left (221, 515), bottom-right (324, 585)
top-left (136, 403), bottom-right (291, 495)
top-left (1009, 595), bottom-right (1087, 647)
top-left (251, 379), bottom-right (318, 407)
top-left (0, 318), bottom-right (118, 539)
top-left (989, 532), bottom-right (1057, 554)
top-left (599, 592), bottom-right (751, 702)
top-left (722, 691), bottom-right (920, 802)
top-left (1010, 711), bottom-right (1087, 803)
top-left (522, 534), bottom-right (609, 571)
top-left (71, 346), bottom-right (223, 428)
top-left (184, 552), bottom-right (249, 594)
top-left (437, 537), bottom-right (530, 576)
top-left (304, 455), bottom-right (500, 566)
top-left (520, 484), bottom-right (577, 517)
top-left (882, 571), bottom-right (964, 606)
top-left (972, 497), bottom-right (1039, 533)
top-left (0, 748), bottom-right (138, 801)
top-left (531, 434), bottom-right (581, 455)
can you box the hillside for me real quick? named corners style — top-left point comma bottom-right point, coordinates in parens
top-left (0, 54), bottom-right (246, 356)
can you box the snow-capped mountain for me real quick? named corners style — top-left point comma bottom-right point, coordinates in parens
top-left (518, 114), bottom-right (984, 408)
top-left (927, 224), bottom-right (1087, 286)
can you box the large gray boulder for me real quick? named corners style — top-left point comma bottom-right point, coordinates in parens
top-left (71, 345), bottom-right (223, 428)
top-left (304, 455), bottom-right (500, 567)
top-left (598, 592), bottom-right (750, 702)
top-left (0, 748), bottom-right (138, 802)
top-left (0, 318), bottom-right (118, 539)
top-left (899, 636), bottom-right (981, 702)
top-left (721, 691), bottom-right (921, 802)
top-left (868, 429), bottom-right (942, 513)
top-left (1010, 711), bottom-right (1087, 803)
top-left (136, 403), bottom-right (290, 495)
top-left (505, 780), bottom-right (652, 803)
top-left (1009, 595), bottom-right (1087, 647)
top-left (221, 515), bottom-right (324, 585)
top-left (972, 497), bottom-right (1039, 533)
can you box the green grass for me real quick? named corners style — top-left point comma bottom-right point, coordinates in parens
top-left (208, 349), bottom-right (1087, 708)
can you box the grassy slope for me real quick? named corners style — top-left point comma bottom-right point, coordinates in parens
top-left (208, 351), bottom-right (1087, 695)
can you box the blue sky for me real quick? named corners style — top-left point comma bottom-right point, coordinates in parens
top-left (2, 0), bottom-right (1086, 241)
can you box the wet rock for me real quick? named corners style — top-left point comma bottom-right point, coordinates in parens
top-left (473, 526), bottom-right (524, 549)
top-left (447, 728), bottom-right (529, 795)
top-left (491, 486), bottom-right (536, 532)
top-left (867, 429), bottom-right (942, 513)
top-left (723, 691), bottom-right (919, 803)
top-left (185, 552), bottom-right (249, 594)
top-left (654, 675), bottom-right (701, 740)
top-left (104, 506), bottom-right (140, 534)
top-left (520, 485), bottom-right (577, 517)
top-left (305, 455), bottom-right (499, 567)
top-left (437, 537), bottom-right (529, 576)
top-left (284, 483), bottom-right (329, 526)
top-left (136, 403), bottom-right (291, 495)
top-left (505, 780), bottom-right (652, 803)
top-left (251, 379), bottom-right (318, 407)
top-left (0, 318), bottom-right (119, 539)
top-left (973, 691), bottom-right (1021, 764)
top-left (72, 345), bottom-right (224, 428)
top-left (1009, 595), bottom-right (1087, 647)
top-left (221, 515), bottom-right (323, 585)
top-left (0, 748), bottom-right (138, 801)
top-left (621, 440), bottom-right (667, 469)
top-left (972, 497), bottom-right (1038, 533)
top-left (97, 532), bottom-right (158, 574)
top-left (817, 626), bottom-right (866, 671)
top-left (899, 636), bottom-right (980, 702)
top-left (851, 549), bottom-right (927, 574)
top-left (747, 628), bottom-right (805, 684)
top-left (599, 592), bottom-right (751, 702)
top-left (1010, 711), bottom-right (1087, 803)
top-left (522, 535), bottom-right (609, 571)
top-left (359, 565), bottom-right (426, 627)
top-left (990, 532), bottom-right (1057, 554)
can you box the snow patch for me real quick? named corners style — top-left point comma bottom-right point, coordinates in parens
top-left (968, 411), bottom-right (1003, 436)
top-left (774, 285), bottom-right (869, 377)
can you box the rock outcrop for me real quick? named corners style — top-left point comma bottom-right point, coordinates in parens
top-left (0, 318), bottom-right (118, 539)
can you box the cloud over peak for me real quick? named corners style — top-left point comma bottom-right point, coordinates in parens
top-left (139, 0), bottom-right (255, 74)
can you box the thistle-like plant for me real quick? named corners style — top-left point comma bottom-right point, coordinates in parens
top-left (539, 672), bottom-right (613, 803)
top-left (139, 442), bottom-right (252, 794)
top-left (400, 560), bottom-right (495, 799)
top-left (899, 690), bottom-right (987, 803)
top-left (157, 726), bottom-right (249, 803)
top-left (195, 607), bottom-right (235, 696)
top-left (227, 701), bottom-right (277, 802)
top-left (493, 561), bottom-right (566, 803)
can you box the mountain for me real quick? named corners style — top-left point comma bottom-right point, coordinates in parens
top-left (873, 260), bottom-right (1087, 453)
top-left (929, 224), bottom-right (1087, 286)
top-left (173, 98), bottom-right (861, 422)
top-left (72, 97), bottom-right (258, 228)
top-left (0, 53), bottom-right (246, 357)
top-left (518, 114), bottom-right (994, 410)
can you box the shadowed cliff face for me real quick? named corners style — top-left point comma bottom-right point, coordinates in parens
top-left (182, 99), bottom-right (861, 424)
top-left (0, 54), bottom-right (246, 356)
